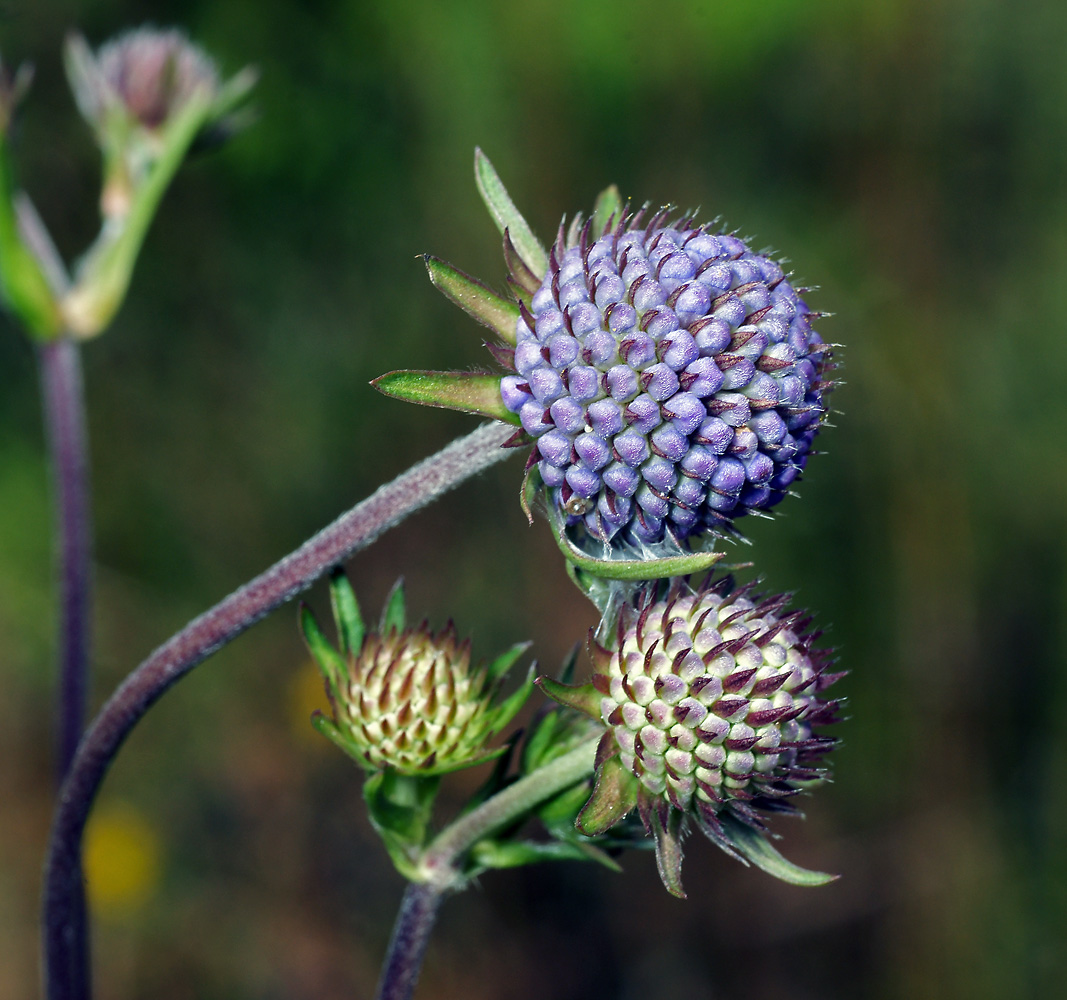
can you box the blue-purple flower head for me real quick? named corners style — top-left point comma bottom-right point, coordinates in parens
top-left (501, 208), bottom-right (834, 547)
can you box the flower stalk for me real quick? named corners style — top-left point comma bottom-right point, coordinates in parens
top-left (38, 335), bottom-right (93, 783)
top-left (43, 421), bottom-right (516, 1000)
top-left (373, 735), bottom-right (600, 1000)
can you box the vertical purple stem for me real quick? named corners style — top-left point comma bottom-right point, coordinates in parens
top-left (38, 336), bottom-right (93, 782)
top-left (37, 336), bottom-right (92, 1000)
top-left (374, 883), bottom-right (447, 1000)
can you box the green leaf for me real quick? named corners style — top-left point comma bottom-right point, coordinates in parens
top-left (545, 499), bottom-right (725, 581)
top-left (652, 807), bottom-right (687, 898)
top-left (592, 184), bottom-right (624, 237)
top-left (371, 370), bottom-right (520, 425)
top-left (576, 755), bottom-right (639, 836)
top-left (503, 228), bottom-right (540, 296)
top-left (486, 641), bottom-right (531, 684)
top-left (299, 604), bottom-right (345, 699)
top-left (61, 91), bottom-right (216, 337)
top-left (720, 814), bottom-right (839, 887)
top-left (0, 144), bottom-right (62, 339)
top-left (363, 769), bottom-right (441, 881)
top-left (329, 567), bottom-right (364, 656)
top-left (474, 148), bottom-right (548, 280)
top-left (536, 677), bottom-right (602, 719)
top-left (379, 577), bottom-right (406, 634)
top-left (469, 838), bottom-right (617, 871)
top-left (538, 781), bottom-right (595, 833)
top-left (487, 664), bottom-right (535, 735)
top-left (423, 255), bottom-right (519, 344)
top-left (311, 713), bottom-right (369, 766)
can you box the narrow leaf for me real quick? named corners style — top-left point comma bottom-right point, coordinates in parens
top-left (474, 148), bottom-right (548, 279)
top-left (592, 184), bottom-right (624, 236)
top-left (503, 228), bottom-right (541, 295)
top-left (423, 255), bottom-right (519, 344)
top-left (488, 665), bottom-right (536, 735)
top-left (299, 604), bottom-right (345, 695)
top-left (576, 756), bottom-right (639, 836)
top-left (311, 713), bottom-right (370, 768)
top-left (379, 577), bottom-right (406, 634)
top-left (470, 838), bottom-right (612, 871)
top-left (544, 499), bottom-right (725, 581)
top-left (329, 567), bottom-right (364, 656)
top-left (720, 814), bottom-right (838, 886)
top-left (372, 370), bottom-right (520, 425)
top-left (652, 808), bottom-right (687, 898)
top-left (486, 641), bottom-right (532, 683)
top-left (536, 676), bottom-right (602, 718)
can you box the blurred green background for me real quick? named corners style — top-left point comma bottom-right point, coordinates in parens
top-left (3, 0), bottom-right (1066, 997)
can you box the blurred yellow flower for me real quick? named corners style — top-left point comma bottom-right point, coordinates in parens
top-left (83, 800), bottom-right (161, 916)
top-left (289, 658), bottom-right (331, 747)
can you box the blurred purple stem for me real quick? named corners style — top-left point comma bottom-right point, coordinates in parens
top-left (374, 883), bottom-right (447, 1000)
top-left (42, 421), bottom-right (516, 1000)
top-left (38, 336), bottom-right (93, 783)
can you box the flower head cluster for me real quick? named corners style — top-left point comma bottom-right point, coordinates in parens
top-left (503, 210), bottom-right (834, 546)
top-left (541, 576), bottom-right (842, 894)
top-left (302, 575), bottom-right (532, 776)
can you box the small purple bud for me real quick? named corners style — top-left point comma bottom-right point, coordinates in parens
top-left (625, 394), bottom-right (662, 434)
top-left (587, 397), bottom-right (624, 437)
top-left (549, 396), bottom-right (586, 434)
top-left (500, 375), bottom-right (532, 413)
top-left (527, 365), bottom-right (565, 404)
top-left (538, 429), bottom-right (573, 467)
top-left (602, 462), bottom-right (640, 497)
top-left (661, 392), bottom-right (705, 435)
top-left (614, 429), bottom-right (650, 468)
top-left (574, 430), bottom-right (612, 470)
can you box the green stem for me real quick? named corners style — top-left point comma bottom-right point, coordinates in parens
top-left (372, 737), bottom-right (600, 1000)
top-left (419, 736), bottom-right (600, 882)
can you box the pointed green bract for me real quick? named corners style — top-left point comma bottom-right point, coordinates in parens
top-left (474, 148), bottom-right (548, 280)
top-left (379, 577), bottom-right (406, 634)
top-left (469, 838), bottom-right (619, 872)
top-left (486, 641), bottom-right (532, 683)
top-left (0, 144), bottom-right (63, 339)
top-left (372, 370), bottom-right (520, 426)
top-left (551, 518), bottom-right (725, 582)
top-left (592, 184), bottom-right (624, 236)
top-left (423, 255), bottom-right (519, 344)
top-left (486, 664), bottom-right (535, 735)
top-left (299, 604), bottom-right (345, 700)
top-left (311, 712), bottom-right (368, 766)
top-left (537, 676), bottom-right (602, 718)
top-left (502, 228), bottom-right (540, 297)
top-left (329, 568), bottom-right (364, 656)
top-left (576, 756), bottom-right (638, 836)
top-left (720, 814), bottom-right (838, 887)
top-left (652, 808), bottom-right (687, 899)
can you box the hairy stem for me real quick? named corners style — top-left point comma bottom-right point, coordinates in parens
top-left (421, 736), bottom-right (599, 878)
top-left (38, 336), bottom-right (92, 783)
top-left (42, 421), bottom-right (515, 1000)
top-left (373, 737), bottom-right (599, 1000)
top-left (374, 883), bottom-right (447, 1000)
